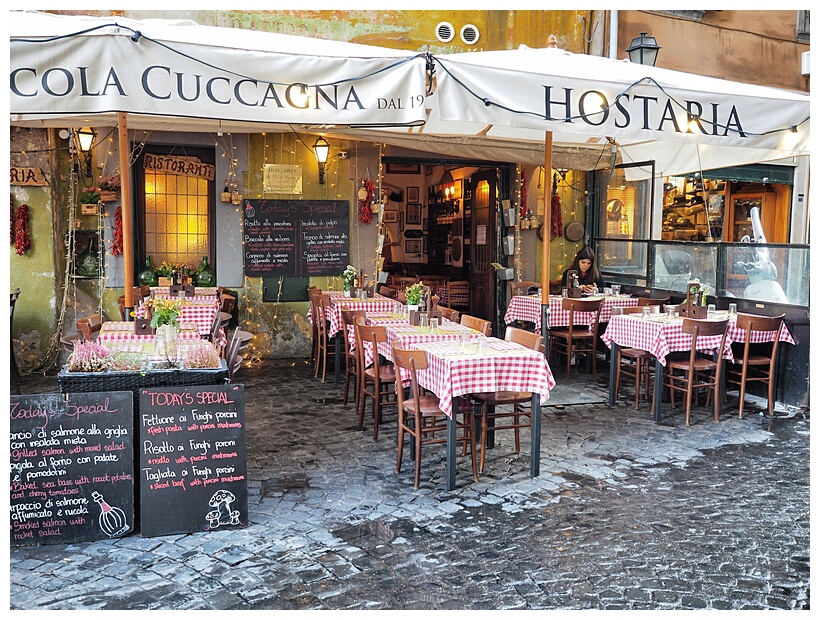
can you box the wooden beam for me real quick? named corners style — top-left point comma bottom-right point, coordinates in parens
top-left (118, 113), bottom-right (135, 310)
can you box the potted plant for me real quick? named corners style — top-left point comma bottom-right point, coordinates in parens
top-left (78, 186), bottom-right (101, 215)
top-left (405, 282), bottom-right (423, 311)
top-left (98, 173), bottom-right (121, 202)
top-left (144, 297), bottom-right (183, 348)
top-left (66, 341), bottom-right (111, 373)
top-left (341, 264), bottom-right (357, 296)
top-left (184, 342), bottom-right (222, 369)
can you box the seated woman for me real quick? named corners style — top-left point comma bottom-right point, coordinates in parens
top-left (562, 247), bottom-right (606, 294)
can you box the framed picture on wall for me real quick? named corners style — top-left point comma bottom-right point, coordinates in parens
top-left (405, 239), bottom-right (422, 254)
top-left (383, 209), bottom-right (398, 223)
top-left (407, 186), bottom-right (420, 203)
top-left (386, 163), bottom-right (421, 175)
top-left (453, 179), bottom-right (462, 199)
top-left (406, 203), bottom-right (421, 225)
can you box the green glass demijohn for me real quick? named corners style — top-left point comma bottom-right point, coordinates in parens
top-left (194, 256), bottom-right (216, 287)
top-left (137, 255), bottom-right (159, 286)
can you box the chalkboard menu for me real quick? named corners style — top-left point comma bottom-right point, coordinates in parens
top-left (138, 384), bottom-right (247, 538)
top-left (243, 199), bottom-right (349, 277)
top-left (10, 392), bottom-right (135, 546)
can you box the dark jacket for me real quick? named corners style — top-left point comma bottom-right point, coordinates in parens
top-left (562, 268), bottom-right (605, 290)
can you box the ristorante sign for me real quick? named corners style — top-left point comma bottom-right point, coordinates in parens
top-left (10, 17), bottom-right (428, 128)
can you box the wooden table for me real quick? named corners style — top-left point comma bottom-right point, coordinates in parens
top-left (601, 311), bottom-right (795, 422)
top-left (307, 292), bottom-right (401, 384)
top-left (134, 299), bottom-right (220, 339)
top-left (404, 338), bottom-right (556, 490)
top-left (504, 294), bottom-right (639, 331)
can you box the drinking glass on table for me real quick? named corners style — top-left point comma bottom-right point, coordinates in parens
top-left (707, 303), bottom-right (716, 317)
top-left (612, 284), bottom-right (621, 296)
top-left (728, 303), bottom-right (737, 319)
top-left (666, 305), bottom-right (676, 319)
top-left (429, 318), bottom-right (439, 333)
top-left (641, 307), bottom-right (651, 319)
top-left (419, 315), bottom-right (428, 329)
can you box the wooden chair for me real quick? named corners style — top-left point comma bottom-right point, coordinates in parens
top-left (612, 306), bottom-right (662, 408)
top-left (396, 289), bottom-right (407, 304)
top-left (76, 313), bottom-right (103, 341)
top-left (307, 287), bottom-right (323, 365)
top-left (725, 313), bottom-right (786, 418)
top-left (549, 279), bottom-right (563, 296)
top-left (60, 331), bottom-right (85, 358)
top-left (225, 329), bottom-right (254, 382)
top-left (638, 295), bottom-right (670, 310)
top-left (391, 276), bottom-right (418, 288)
top-left (209, 311), bottom-right (232, 357)
top-left (460, 314), bottom-right (491, 336)
top-left (548, 297), bottom-right (603, 381)
top-left (469, 326), bottom-right (543, 474)
top-left (311, 293), bottom-right (335, 382)
top-left (439, 307), bottom-right (460, 323)
top-left (391, 341), bottom-right (478, 489)
top-left (340, 309), bottom-right (366, 408)
top-left (509, 281), bottom-right (541, 298)
top-left (220, 293), bottom-right (236, 315)
top-left (117, 295), bottom-right (127, 321)
top-left (354, 318), bottom-right (398, 441)
top-left (376, 284), bottom-right (398, 299)
top-left (658, 318), bottom-right (729, 426)
top-left (445, 280), bottom-right (470, 310)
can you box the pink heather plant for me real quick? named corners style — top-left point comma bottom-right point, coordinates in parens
top-left (66, 340), bottom-right (111, 372)
top-left (184, 342), bottom-right (221, 369)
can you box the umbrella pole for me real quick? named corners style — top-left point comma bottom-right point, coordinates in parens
top-left (118, 112), bottom-right (135, 318)
top-left (541, 131), bottom-right (552, 358)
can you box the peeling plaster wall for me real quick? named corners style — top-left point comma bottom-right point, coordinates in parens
top-left (10, 127), bottom-right (61, 371)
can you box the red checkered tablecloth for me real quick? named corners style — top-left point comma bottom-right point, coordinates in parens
top-left (309, 293), bottom-right (401, 337)
top-left (600, 313), bottom-right (795, 366)
top-left (504, 294), bottom-right (639, 331)
top-left (434, 285), bottom-right (470, 308)
top-left (150, 287), bottom-right (219, 298)
top-left (401, 339), bottom-right (556, 418)
top-left (356, 319), bottom-right (483, 368)
top-left (135, 299), bottom-right (219, 338)
top-left (98, 321), bottom-right (203, 343)
top-left (151, 292), bottom-right (219, 302)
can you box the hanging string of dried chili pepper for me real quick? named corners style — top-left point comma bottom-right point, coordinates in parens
top-left (14, 204), bottom-right (30, 255)
top-left (10, 196), bottom-right (15, 245)
top-left (551, 172), bottom-right (563, 239)
top-left (519, 167), bottom-right (528, 218)
top-left (111, 205), bottom-right (123, 255)
top-left (358, 178), bottom-right (374, 225)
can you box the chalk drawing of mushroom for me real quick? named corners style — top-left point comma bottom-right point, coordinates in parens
top-left (205, 489), bottom-right (240, 528)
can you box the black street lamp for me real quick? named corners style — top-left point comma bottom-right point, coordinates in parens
top-left (626, 32), bottom-right (661, 67)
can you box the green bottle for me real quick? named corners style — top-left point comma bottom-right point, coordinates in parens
top-left (137, 255), bottom-right (159, 286)
top-left (194, 256), bottom-right (216, 287)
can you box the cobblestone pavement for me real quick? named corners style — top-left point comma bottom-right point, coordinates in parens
top-left (9, 358), bottom-right (810, 611)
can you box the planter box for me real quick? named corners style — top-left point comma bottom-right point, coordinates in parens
top-left (503, 208), bottom-right (517, 227)
top-left (99, 190), bottom-right (119, 203)
top-left (503, 234), bottom-right (516, 255)
top-left (58, 360), bottom-right (229, 419)
top-left (80, 202), bottom-right (100, 216)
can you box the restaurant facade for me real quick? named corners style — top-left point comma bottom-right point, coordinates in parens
top-left (9, 10), bottom-right (810, 407)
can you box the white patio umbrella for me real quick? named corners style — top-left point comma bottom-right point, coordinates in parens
top-left (10, 10), bottom-right (430, 306)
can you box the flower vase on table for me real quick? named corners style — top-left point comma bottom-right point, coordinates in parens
top-left (341, 264), bottom-right (357, 298)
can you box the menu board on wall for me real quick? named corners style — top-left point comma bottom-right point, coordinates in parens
top-left (243, 199), bottom-right (349, 277)
top-left (138, 384), bottom-right (247, 538)
top-left (10, 392), bottom-right (135, 546)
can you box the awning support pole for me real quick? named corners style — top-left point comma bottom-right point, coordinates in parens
top-left (541, 131), bottom-right (553, 357)
top-left (119, 113), bottom-right (135, 316)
